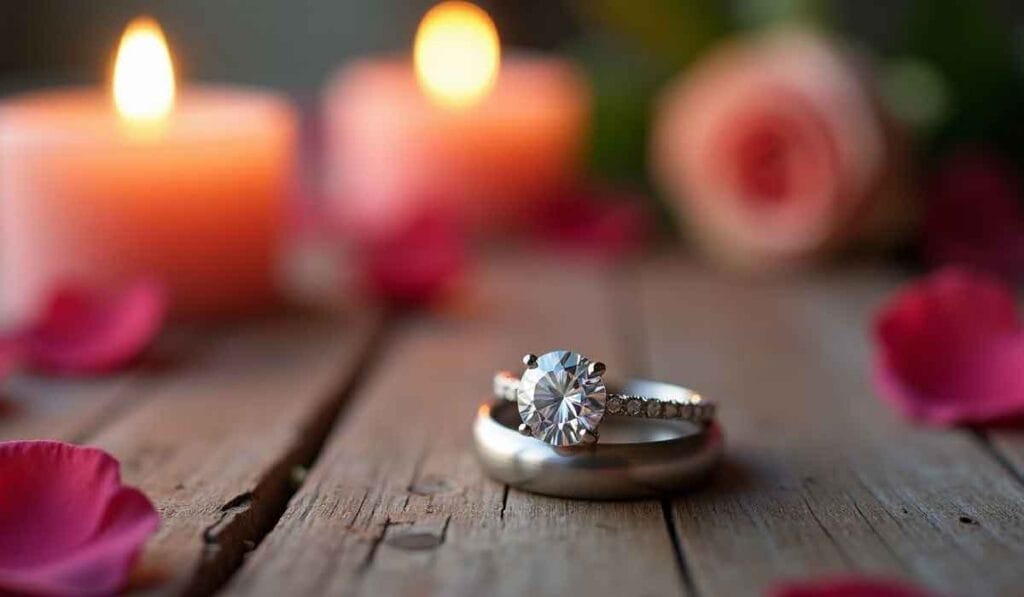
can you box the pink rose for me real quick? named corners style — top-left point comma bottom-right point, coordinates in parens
top-left (652, 29), bottom-right (892, 271)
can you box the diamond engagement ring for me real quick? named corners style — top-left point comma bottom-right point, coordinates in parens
top-left (493, 349), bottom-right (716, 447)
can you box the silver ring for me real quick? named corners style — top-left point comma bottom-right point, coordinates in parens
top-left (474, 399), bottom-right (723, 499)
top-left (493, 349), bottom-right (717, 447)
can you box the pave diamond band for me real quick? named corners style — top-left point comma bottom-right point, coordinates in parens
top-left (494, 370), bottom-right (715, 424)
top-left (494, 349), bottom-right (717, 447)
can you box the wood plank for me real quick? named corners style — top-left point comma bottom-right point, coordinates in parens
top-left (987, 432), bottom-right (1024, 483)
top-left (0, 374), bottom-right (138, 442)
top-left (637, 260), bottom-right (1024, 596)
top-left (0, 331), bottom-right (195, 442)
top-left (80, 311), bottom-right (382, 596)
top-left (976, 296), bottom-right (1024, 482)
top-left (224, 255), bottom-right (685, 597)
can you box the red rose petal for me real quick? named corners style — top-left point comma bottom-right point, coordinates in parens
top-left (0, 338), bottom-right (22, 381)
top-left (530, 188), bottom-right (650, 260)
top-left (359, 211), bottom-right (466, 307)
top-left (771, 577), bottom-right (938, 597)
top-left (21, 281), bottom-right (167, 375)
top-left (924, 149), bottom-right (1024, 283)
top-left (873, 268), bottom-right (1024, 425)
top-left (0, 441), bottom-right (159, 596)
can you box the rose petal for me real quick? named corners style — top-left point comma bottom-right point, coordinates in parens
top-left (771, 577), bottom-right (938, 597)
top-left (924, 149), bottom-right (1024, 283)
top-left (529, 188), bottom-right (650, 259)
top-left (873, 268), bottom-right (1024, 425)
top-left (359, 211), bottom-right (466, 307)
top-left (0, 441), bottom-right (159, 596)
top-left (21, 281), bottom-right (167, 375)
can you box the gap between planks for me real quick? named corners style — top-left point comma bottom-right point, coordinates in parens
top-left (221, 255), bottom-right (688, 597)
top-left (212, 260), bottom-right (1023, 597)
top-left (178, 314), bottom-right (393, 597)
top-left (606, 260), bottom-right (700, 595)
top-left (639, 260), bottom-right (1024, 596)
top-left (5, 255), bottom-right (1022, 597)
top-left (2, 311), bottom-right (390, 597)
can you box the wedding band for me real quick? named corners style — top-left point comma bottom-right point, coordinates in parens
top-left (474, 399), bottom-right (723, 499)
top-left (493, 349), bottom-right (717, 447)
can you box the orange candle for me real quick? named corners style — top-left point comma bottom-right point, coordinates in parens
top-left (0, 18), bottom-right (297, 323)
top-left (323, 1), bottom-right (589, 233)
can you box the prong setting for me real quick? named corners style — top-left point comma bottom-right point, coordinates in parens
top-left (580, 429), bottom-right (598, 445)
top-left (587, 361), bottom-right (606, 377)
top-left (516, 350), bottom-right (607, 447)
top-left (518, 423), bottom-right (533, 437)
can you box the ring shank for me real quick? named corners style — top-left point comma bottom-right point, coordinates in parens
top-left (474, 400), bottom-right (723, 499)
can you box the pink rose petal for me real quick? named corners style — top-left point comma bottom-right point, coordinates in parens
top-left (873, 268), bottom-right (1024, 425)
top-left (0, 441), bottom-right (159, 596)
top-left (20, 281), bottom-right (167, 375)
top-left (771, 577), bottom-right (938, 597)
top-left (359, 211), bottom-right (466, 307)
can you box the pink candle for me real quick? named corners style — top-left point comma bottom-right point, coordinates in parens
top-left (0, 18), bottom-right (296, 323)
top-left (323, 1), bottom-right (589, 233)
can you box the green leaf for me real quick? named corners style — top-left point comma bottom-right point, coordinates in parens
top-left (732, 0), bottom-right (830, 30)
top-left (574, 0), bottom-right (730, 69)
top-left (568, 32), bottom-right (672, 185)
top-left (903, 0), bottom-right (1024, 156)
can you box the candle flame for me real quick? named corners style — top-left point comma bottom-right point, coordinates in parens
top-left (414, 1), bottom-right (500, 109)
top-left (113, 17), bottom-right (175, 124)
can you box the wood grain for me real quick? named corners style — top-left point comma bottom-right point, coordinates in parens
top-left (637, 260), bottom-right (1024, 596)
top-left (0, 374), bottom-right (139, 442)
top-left (0, 331), bottom-right (195, 442)
top-left (5, 254), bottom-right (1023, 597)
top-left (82, 312), bottom-right (382, 596)
top-left (986, 431), bottom-right (1024, 485)
top-left (224, 256), bottom-right (686, 597)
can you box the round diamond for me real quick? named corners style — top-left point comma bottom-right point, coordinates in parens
top-left (607, 396), bottom-right (623, 414)
top-left (645, 401), bottom-right (662, 417)
top-left (517, 350), bottom-right (607, 446)
top-left (663, 403), bottom-right (679, 418)
top-left (625, 399), bottom-right (642, 416)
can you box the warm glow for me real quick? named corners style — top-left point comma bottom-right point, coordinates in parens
top-left (113, 16), bottom-right (175, 123)
top-left (414, 1), bottom-right (500, 108)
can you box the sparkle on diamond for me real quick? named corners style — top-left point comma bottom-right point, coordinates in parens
top-left (517, 350), bottom-right (606, 446)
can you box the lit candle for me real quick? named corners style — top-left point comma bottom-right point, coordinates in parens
top-left (0, 17), bottom-right (297, 323)
top-left (323, 1), bottom-right (589, 233)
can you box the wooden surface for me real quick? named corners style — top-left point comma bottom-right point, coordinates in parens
top-left (2, 254), bottom-right (1022, 597)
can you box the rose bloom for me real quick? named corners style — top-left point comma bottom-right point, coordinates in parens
top-left (652, 29), bottom-right (896, 271)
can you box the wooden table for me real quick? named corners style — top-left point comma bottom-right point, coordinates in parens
top-left (3, 254), bottom-right (1023, 597)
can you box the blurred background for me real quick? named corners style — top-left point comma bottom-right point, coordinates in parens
top-left (4, 1), bottom-right (1011, 88)
top-left (2, 1), bottom-right (1023, 312)
top-left (0, 1), bottom-right (579, 89)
